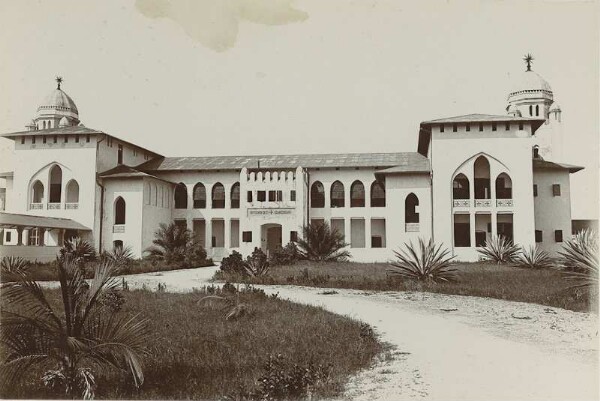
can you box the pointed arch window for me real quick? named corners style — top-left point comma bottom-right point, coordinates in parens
top-left (49, 165), bottom-right (62, 203)
top-left (405, 193), bottom-right (419, 223)
top-left (114, 197), bottom-right (126, 225)
top-left (452, 174), bottom-right (470, 199)
top-left (370, 180), bottom-right (385, 207)
top-left (495, 173), bottom-right (512, 199)
top-left (212, 183), bottom-right (225, 209)
top-left (350, 180), bottom-right (365, 207)
top-left (473, 156), bottom-right (491, 199)
top-left (174, 183), bottom-right (188, 209)
top-left (330, 181), bottom-right (345, 208)
top-left (310, 181), bottom-right (325, 208)
top-left (193, 183), bottom-right (206, 209)
top-left (535, 105), bottom-right (539, 116)
top-left (231, 182), bottom-right (240, 208)
top-left (65, 180), bottom-right (79, 203)
top-left (31, 180), bottom-right (44, 204)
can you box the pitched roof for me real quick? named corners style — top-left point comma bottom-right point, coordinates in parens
top-left (0, 212), bottom-right (91, 231)
top-left (98, 165), bottom-right (175, 184)
top-left (421, 113), bottom-right (545, 124)
top-left (137, 152), bottom-right (428, 171)
top-left (533, 159), bottom-right (584, 173)
top-left (374, 156), bottom-right (431, 175)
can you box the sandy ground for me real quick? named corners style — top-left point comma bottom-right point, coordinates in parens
top-left (42, 266), bottom-right (599, 400)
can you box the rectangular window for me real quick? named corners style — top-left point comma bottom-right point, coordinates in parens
top-left (21, 136), bottom-right (25, 144)
top-left (555, 230), bottom-right (563, 242)
top-left (492, 123), bottom-right (497, 131)
top-left (479, 123), bottom-right (483, 132)
top-left (268, 190), bottom-right (276, 201)
top-left (466, 124), bottom-right (470, 132)
top-left (247, 191), bottom-right (253, 202)
top-left (290, 231), bottom-right (298, 242)
top-left (75, 135), bottom-right (79, 143)
top-left (533, 184), bottom-right (538, 197)
top-left (440, 124), bottom-right (444, 133)
top-left (43, 136), bottom-right (47, 144)
top-left (350, 218), bottom-right (365, 248)
top-left (452, 124), bottom-right (457, 132)
top-left (519, 122), bottom-right (524, 130)
top-left (552, 184), bottom-right (561, 196)
top-left (290, 190), bottom-right (296, 201)
top-left (505, 122), bottom-right (510, 131)
top-left (118, 144), bottom-right (123, 165)
top-left (257, 191), bottom-right (266, 202)
top-left (64, 135), bottom-right (68, 143)
top-left (535, 230), bottom-right (543, 243)
top-left (6, 231), bottom-right (12, 242)
top-left (242, 231), bottom-right (252, 242)
top-left (276, 190), bottom-right (283, 201)
top-left (453, 214), bottom-right (471, 247)
top-left (86, 134), bottom-right (90, 143)
top-left (32, 136), bottom-right (36, 144)
top-left (53, 135), bottom-right (57, 143)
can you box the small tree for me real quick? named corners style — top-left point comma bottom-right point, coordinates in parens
top-left (296, 222), bottom-right (350, 262)
top-left (145, 222), bottom-right (211, 267)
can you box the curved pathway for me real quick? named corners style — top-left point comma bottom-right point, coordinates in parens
top-left (53, 266), bottom-right (600, 400)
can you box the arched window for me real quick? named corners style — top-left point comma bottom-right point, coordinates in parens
top-left (533, 145), bottom-right (540, 159)
top-left (114, 197), bottom-right (126, 224)
top-left (49, 165), bottom-right (62, 203)
top-left (144, 183), bottom-right (150, 205)
top-left (370, 180), bottom-right (385, 207)
top-left (452, 173), bottom-right (470, 199)
top-left (473, 156), bottom-right (491, 199)
top-left (231, 182), bottom-right (240, 208)
top-left (529, 105), bottom-right (533, 116)
top-left (31, 180), bottom-right (44, 204)
top-left (330, 181), bottom-right (345, 208)
top-left (174, 183), bottom-right (188, 209)
top-left (310, 181), bottom-right (325, 208)
top-left (350, 180), bottom-right (365, 207)
top-left (153, 183), bottom-right (158, 206)
top-left (113, 240), bottom-right (124, 249)
top-left (193, 183), bottom-right (206, 209)
top-left (405, 193), bottom-right (419, 223)
top-left (535, 105), bottom-right (539, 116)
top-left (65, 180), bottom-right (79, 203)
top-left (495, 173), bottom-right (513, 199)
top-left (212, 182), bottom-right (225, 209)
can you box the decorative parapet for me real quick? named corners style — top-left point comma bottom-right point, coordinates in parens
top-left (30, 203), bottom-right (43, 210)
top-left (65, 203), bottom-right (79, 210)
top-left (474, 199), bottom-right (492, 207)
top-left (496, 199), bottom-right (514, 207)
top-left (405, 223), bottom-right (420, 232)
top-left (47, 203), bottom-right (61, 210)
top-left (113, 225), bottom-right (125, 233)
top-left (453, 199), bottom-right (470, 207)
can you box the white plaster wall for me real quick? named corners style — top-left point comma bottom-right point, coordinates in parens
top-left (140, 177), bottom-right (173, 257)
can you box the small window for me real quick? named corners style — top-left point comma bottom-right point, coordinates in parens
top-left (533, 184), bottom-right (538, 197)
top-left (86, 134), bottom-right (90, 143)
top-left (257, 191), bottom-right (266, 202)
top-left (452, 124), bottom-right (457, 132)
top-left (466, 124), bottom-right (470, 132)
top-left (536, 105), bottom-right (539, 116)
top-left (290, 190), bottom-right (296, 201)
top-left (32, 136), bottom-right (36, 144)
top-left (43, 136), bottom-right (47, 144)
top-left (290, 231), bottom-right (298, 242)
top-left (552, 184), bottom-right (561, 196)
top-left (371, 236), bottom-right (383, 248)
top-left (53, 135), bottom-right (57, 143)
top-left (492, 123), bottom-right (497, 131)
top-left (268, 190), bottom-right (276, 201)
top-left (529, 105), bottom-right (533, 116)
top-left (117, 144), bottom-right (123, 165)
top-left (479, 123), bottom-right (483, 132)
top-left (440, 125), bottom-right (444, 133)
top-left (75, 135), bottom-right (79, 143)
top-left (247, 191), bottom-right (253, 202)
top-left (505, 122), bottom-right (510, 131)
top-left (242, 231), bottom-right (252, 242)
top-left (535, 230), bottom-right (543, 243)
top-left (519, 122), bottom-right (524, 130)
top-left (533, 146), bottom-right (539, 158)
top-left (21, 136), bottom-right (25, 144)
top-left (64, 135), bottom-right (68, 143)
top-left (6, 231), bottom-right (12, 242)
top-left (554, 230), bottom-right (563, 243)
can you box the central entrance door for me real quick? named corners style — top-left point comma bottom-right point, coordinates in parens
top-left (261, 223), bottom-right (282, 257)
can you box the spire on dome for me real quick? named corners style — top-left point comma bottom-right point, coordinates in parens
top-left (523, 53), bottom-right (534, 72)
top-left (56, 76), bottom-right (63, 90)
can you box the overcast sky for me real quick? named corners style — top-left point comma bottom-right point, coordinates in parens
top-left (0, 0), bottom-right (597, 218)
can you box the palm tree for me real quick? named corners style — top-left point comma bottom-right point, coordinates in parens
top-left (296, 222), bottom-right (350, 262)
top-left (145, 222), bottom-right (191, 264)
top-left (0, 255), bottom-right (150, 399)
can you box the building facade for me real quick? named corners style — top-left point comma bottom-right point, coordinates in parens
top-left (0, 64), bottom-right (582, 262)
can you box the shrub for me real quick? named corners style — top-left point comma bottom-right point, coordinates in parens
top-left (243, 248), bottom-right (270, 277)
top-left (0, 256), bottom-right (30, 275)
top-left (59, 237), bottom-right (96, 264)
top-left (145, 222), bottom-right (212, 268)
top-left (514, 246), bottom-right (554, 269)
top-left (296, 222), bottom-right (350, 262)
top-left (477, 235), bottom-right (520, 264)
top-left (220, 250), bottom-right (246, 275)
top-left (269, 242), bottom-right (300, 266)
top-left (558, 229), bottom-right (598, 289)
top-left (388, 238), bottom-right (456, 283)
top-left (101, 245), bottom-right (135, 272)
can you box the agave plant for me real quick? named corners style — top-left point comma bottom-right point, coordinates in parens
top-left (296, 222), bottom-right (350, 262)
top-left (558, 229), bottom-right (598, 289)
top-left (477, 235), bottom-right (520, 264)
top-left (514, 246), bottom-right (555, 269)
top-left (242, 247), bottom-right (270, 277)
top-left (0, 256), bottom-right (30, 275)
top-left (0, 255), bottom-right (150, 399)
top-left (388, 238), bottom-right (456, 283)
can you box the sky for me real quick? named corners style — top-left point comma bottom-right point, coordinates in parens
top-left (0, 0), bottom-right (598, 218)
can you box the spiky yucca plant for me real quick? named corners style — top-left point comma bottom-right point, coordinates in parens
top-left (477, 235), bottom-right (520, 264)
top-left (0, 256), bottom-right (30, 275)
top-left (243, 247), bottom-right (270, 277)
top-left (514, 246), bottom-right (554, 269)
top-left (296, 222), bottom-right (350, 262)
top-left (388, 238), bottom-right (456, 283)
top-left (558, 229), bottom-right (598, 289)
top-left (0, 255), bottom-right (150, 399)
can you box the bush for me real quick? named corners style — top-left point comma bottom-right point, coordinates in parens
top-left (514, 246), bottom-right (554, 269)
top-left (220, 250), bottom-right (246, 275)
top-left (388, 238), bottom-right (456, 283)
top-left (1, 256), bottom-right (30, 275)
top-left (59, 237), bottom-right (96, 264)
top-left (296, 222), bottom-right (350, 262)
top-left (243, 248), bottom-right (270, 277)
top-left (477, 235), bottom-right (520, 264)
top-left (559, 229), bottom-right (598, 289)
top-left (101, 245), bottom-right (135, 273)
top-left (145, 222), bottom-right (212, 268)
top-left (269, 242), bottom-right (300, 266)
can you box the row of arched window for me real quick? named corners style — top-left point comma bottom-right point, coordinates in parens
top-left (452, 156), bottom-right (512, 200)
top-left (310, 180), bottom-right (385, 208)
top-left (174, 182), bottom-right (240, 209)
top-left (144, 182), bottom-right (171, 208)
top-left (30, 165), bottom-right (79, 205)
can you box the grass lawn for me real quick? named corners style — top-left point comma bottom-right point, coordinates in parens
top-left (0, 285), bottom-right (385, 400)
top-left (215, 261), bottom-right (596, 313)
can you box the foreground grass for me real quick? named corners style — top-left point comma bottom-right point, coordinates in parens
top-left (1, 286), bottom-right (384, 400)
top-left (215, 261), bottom-right (596, 312)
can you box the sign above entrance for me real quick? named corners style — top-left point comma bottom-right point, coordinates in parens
top-left (248, 208), bottom-right (295, 217)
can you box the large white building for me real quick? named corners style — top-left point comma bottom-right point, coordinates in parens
top-left (0, 63), bottom-right (583, 262)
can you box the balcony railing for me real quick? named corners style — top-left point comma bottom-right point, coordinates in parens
top-left (47, 203), bottom-right (61, 210)
top-left (474, 199), bottom-right (492, 207)
top-left (496, 199), bottom-right (513, 207)
top-left (65, 203), bottom-right (79, 210)
top-left (30, 203), bottom-right (43, 210)
top-left (405, 223), bottom-right (420, 232)
top-left (113, 225), bottom-right (125, 233)
top-left (452, 199), bottom-right (470, 207)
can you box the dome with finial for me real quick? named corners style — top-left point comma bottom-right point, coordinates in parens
top-left (36, 77), bottom-right (80, 123)
top-left (507, 54), bottom-right (553, 104)
top-left (506, 104), bottom-right (522, 117)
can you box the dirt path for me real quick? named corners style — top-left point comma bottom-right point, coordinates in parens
top-left (44, 266), bottom-right (600, 400)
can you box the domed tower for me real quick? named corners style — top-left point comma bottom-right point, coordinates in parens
top-left (506, 55), bottom-right (563, 161)
top-left (28, 77), bottom-right (80, 131)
